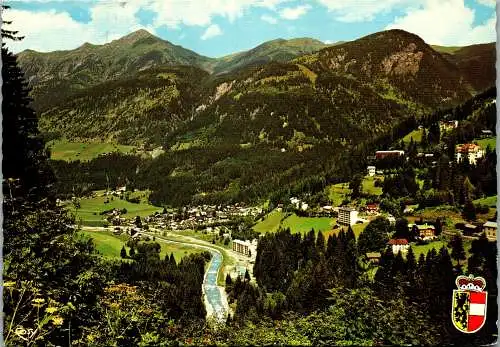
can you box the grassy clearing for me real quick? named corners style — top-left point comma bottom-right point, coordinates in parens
top-left (474, 137), bottom-right (496, 150)
top-left (49, 139), bottom-right (135, 162)
top-left (68, 191), bottom-right (162, 226)
top-left (253, 210), bottom-right (285, 233)
top-left (410, 204), bottom-right (496, 226)
top-left (281, 214), bottom-right (335, 235)
top-left (362, 176), bottom-right (383, 196)
top-left (79, 230), bottom-right (201, 262)
top-left (411, 240), bottom-right (448, 259)
top-left (403, 129), bottom-right (423, 143)
top-left (474, 195), bottom-right (497, 207)
top-left (326, 183), bottom-right (351, 206)
top-left (253, 210), bottom-right (335, 235)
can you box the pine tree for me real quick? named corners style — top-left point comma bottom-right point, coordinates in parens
top-left (244, 269), bottom-right (251, 282)
top-left (225, 273), bottom-right (233, 286)
top-left (129, 247), bottom-right (136, 257)
top-left (316, 230), bottom-right (325, 254)
top-left (462, 199), bottom-right (477, 221)
top-left (120, 246), bottom-right (127, 258)
top-left (2, 26), bottom-right (54, 201)
top-left (448, 234), bottom-right (466, 267)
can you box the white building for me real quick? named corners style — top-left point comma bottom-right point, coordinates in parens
top-left (232, 239), bottom-right (258, 257)
top-left (338, 207), bottom-right (358, 226)
top-left (367, 166), bottom-right (376, 177)
top-left (388, 239), bottom-right (409, 254)
top-left (455, 144), bottom-right (485, 165)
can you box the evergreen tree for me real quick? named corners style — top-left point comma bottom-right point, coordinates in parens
top-left (448, 234), bottom-right (466, 267)
top-left (120, 245), bottom-right (127, 258)
top-left (129, 247), bottom-right (136, 257)
top-left (358, 217), bottom-right (390, 255)
top-left (462, 199), bottom-right (477, 221)
top-left (316, 230), bottom-right (325, 254)
top-left (244, 269), bottom-right (251, 282)
top-left (394, 218), bottom-right (409, 239)
top-left (226, 273), bottom-right (233, 286)
top-left (2, 26), bottom-right (54, 201)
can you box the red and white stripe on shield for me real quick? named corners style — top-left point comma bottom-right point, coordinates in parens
top-left (468, 291), bottom-right (487, 333)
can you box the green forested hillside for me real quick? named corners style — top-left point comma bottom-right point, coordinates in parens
top-left (21, 29), bottom-right (497, 206)
top-left (434, 42), bottom-right (496, 92)
top-left (39, 66), bottom-right (210, 145)
top-left (212, 37), bottom-right (329, 75)
top-left (17, 30), bottom-right (214, 111)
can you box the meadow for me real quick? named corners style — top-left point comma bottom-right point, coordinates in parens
top-left (475, 136), bottom-right (496, 150)
top-left (68, 190), bottom-right (162, 226)
top-left (48, 139), bottom-right (135, 161)
top-left (402, 129), bottom-right (423, 143)
top-left (79, 229), bottom-right (201, 262)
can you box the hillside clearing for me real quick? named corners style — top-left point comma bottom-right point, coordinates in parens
top-left (49, 139), bottom-right (135, 162)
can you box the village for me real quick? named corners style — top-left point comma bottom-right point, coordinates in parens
top-left (76, 122), bottom-right (496, 278)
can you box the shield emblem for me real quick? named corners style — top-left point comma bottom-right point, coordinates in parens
top-left (451, 275), bottom-right (488, 334)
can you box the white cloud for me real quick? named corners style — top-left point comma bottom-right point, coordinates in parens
top-left (316, 0), bottom-right (422, 22)
top-left (280, 5), bottom-right (312, 20)
top-left (4, 3), bottom-right (156, 52)
top-left (261, 14), bottom-right (278, 24)
top-left (146, 0), bottom-right (287, 28)
top-left (201, 24), bottom-right (222, 40)
top-left (4, 0), bottom-right (289, 52)
top-left (476, 0), bottom-right (496, 7)
top-left (386, 0), bottom-right (496, 46)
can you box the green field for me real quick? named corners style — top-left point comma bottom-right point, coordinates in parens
top-left (281, 214), bottom-right (335, 234)
top-left (475, 137), bottom-right (496, 150)
top-left (253, 210), bottom-right (285, 233)
top-left (68, 190), bottom-right (162, 226)
top-left (474, 195), bottom-right (497, 207)
top-left (79, 230), bottom-right (200, 262)
top-left (253, 210), bottom-right (335, 235)
top-left (411, 239), bottom-right (472, 262)
top-left (49, 139), bottom-right (135, 162)
top-left (403, 129), bottom-right (423, 143)
top-left (326, 183), bottom-right (351, 206)
top-left (362, 176), bottom-right (383, 196)
top-left (411, 240), bottom-right (448, 258)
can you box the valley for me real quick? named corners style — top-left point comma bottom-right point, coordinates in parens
top-left (4, 12), bottom-right (498, 345)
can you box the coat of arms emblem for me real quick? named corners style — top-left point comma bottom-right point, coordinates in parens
top-left (451, 274), bottom-right (487, 333)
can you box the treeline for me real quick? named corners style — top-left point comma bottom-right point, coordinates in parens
top-left (225, 226), bottom-right (498, 345)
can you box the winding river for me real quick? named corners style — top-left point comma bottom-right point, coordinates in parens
top-left (142, 233), bottom-right (228, 322)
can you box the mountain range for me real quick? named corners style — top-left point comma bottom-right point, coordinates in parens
top-left (15, 28), bottom-right (496, 205)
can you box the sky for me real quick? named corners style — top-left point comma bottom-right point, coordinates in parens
top-left (3, 0), bottom-right (497, 57)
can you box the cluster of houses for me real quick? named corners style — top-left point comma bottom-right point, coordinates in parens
top-left (289, 197), bottom-right (309, 211)
top-left (365, 219), bottom-right (497, 264)
top-left (100, 186), bottom-right (127, 197)
top-left (455, 143), bottom-right (485, 165)
top-left (144, 204), bottom-right (263, 231)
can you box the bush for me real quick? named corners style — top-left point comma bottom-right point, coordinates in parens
top-left (475, 204), bottom-right (489, 214)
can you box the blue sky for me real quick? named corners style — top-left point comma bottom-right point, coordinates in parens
top-left (4, 0), bottom-right (497, 56)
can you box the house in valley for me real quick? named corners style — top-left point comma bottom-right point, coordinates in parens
top-left (483, 221), bottom-right (497, 241)
top-left (366, 252), bottom-right (381, 264)
top-left (375, 150), bottom-right (405, 160)
top-left (388, 238), bottom-right (409, 254)
top-left (455, 144), bottom-right (485, 165)
top-left (367, 166), bottom-right (376, 177)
